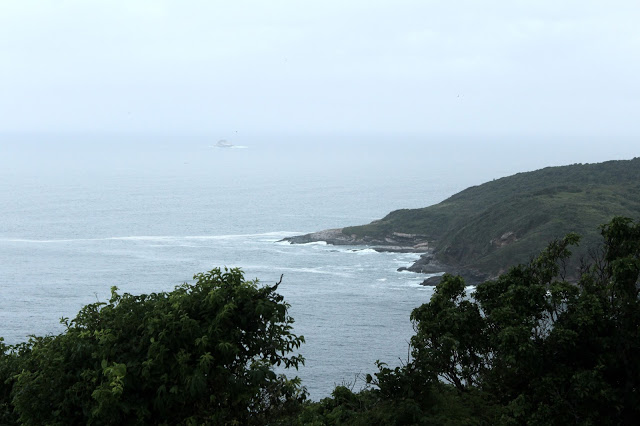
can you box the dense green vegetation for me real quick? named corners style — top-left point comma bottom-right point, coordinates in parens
top-left (0, 268), bottom-right (305, 425)
top-left (293, 217), bottom-right (640, 425)
top-left (343, 158), bottom-right (640, 276)
top-left (1, 217), bottom-right (639, 424)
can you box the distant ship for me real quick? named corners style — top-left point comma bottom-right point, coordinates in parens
top-left (215, 139), bottom-right (233, 148)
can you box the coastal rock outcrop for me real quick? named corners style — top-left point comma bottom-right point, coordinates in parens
top-left (282, 229), bottom-right (430, 253)
top-left (397, 252), bottom-right (488, 286)
top-left (283, 229), bottom-right (485, 286)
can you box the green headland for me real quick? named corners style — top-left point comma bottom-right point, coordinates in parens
top-left (289, 158), bottom-right (640, 282)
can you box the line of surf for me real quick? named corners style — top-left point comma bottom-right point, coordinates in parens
top-left (0, 231), bottom-right (304, 244)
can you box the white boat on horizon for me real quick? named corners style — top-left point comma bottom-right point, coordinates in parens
top-left (215, 139), bottom-right (233, 148)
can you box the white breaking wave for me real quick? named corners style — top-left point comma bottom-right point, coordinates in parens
top-left (330, 247), bottom-right (379, 255)
top-left (108, 236), bottom-right (176, 241)
top-left (397, 269), bottom-right (421, 274)
top-left (353, 248), bottom-right (377, 255)
top-left (1, 231), bottom-right (302, 244)
top-left (2, 237), bottom-right (104, 243)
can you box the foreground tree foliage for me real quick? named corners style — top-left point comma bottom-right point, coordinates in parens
top-left (2, 218), bottom-right (639, 425)
top-left (0, 268), bottom-right (305, 425)
top-left (293, 217), bottom-right (640, 425)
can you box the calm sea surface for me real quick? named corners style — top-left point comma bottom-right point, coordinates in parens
top-left (0, 134), bottom-right (572, 399)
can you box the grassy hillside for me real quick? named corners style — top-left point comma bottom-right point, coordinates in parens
top-left (343, 158), bottom-right (640, 275)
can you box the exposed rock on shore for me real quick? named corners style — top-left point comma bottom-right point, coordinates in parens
top-left (397, 252), bottom-right (488, 286)
top-left (282, 229), bottom-right (485, 286)
top-left (282, 229), bottom-right (430, 253)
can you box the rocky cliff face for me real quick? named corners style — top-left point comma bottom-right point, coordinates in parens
top-left (282, 228), bottom-right (486, 286)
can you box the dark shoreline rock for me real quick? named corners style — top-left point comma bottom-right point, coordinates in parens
top-left (282, 228), bottom-right (488, 287)
top-left (282, 228), bottom-right (358, 245)
top-left (397, 252), bottom-right (488, 286)
top-left (281, 228), bottom-right (430, 253)
top-left (419, 272), bottom-right (487, 287)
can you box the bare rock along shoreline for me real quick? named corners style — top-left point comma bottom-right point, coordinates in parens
top-left (281, 229), bottom-right (487, 286)
top-left (282, 228), bottom-right (430, 252)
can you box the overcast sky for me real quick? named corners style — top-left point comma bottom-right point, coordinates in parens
top-left (1, 0), bottom-right (639, 140)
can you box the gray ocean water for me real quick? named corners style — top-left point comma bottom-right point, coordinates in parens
top-left (0, 134), bottom-right (590, 399)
